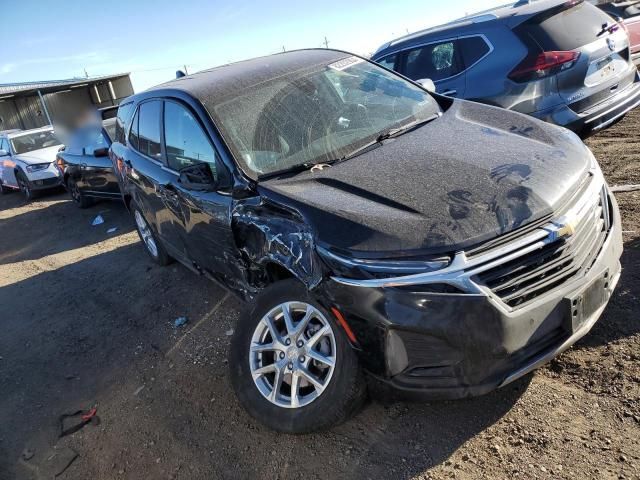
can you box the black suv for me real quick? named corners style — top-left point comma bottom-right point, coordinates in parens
top-left (111, 49), bottom-right (622, 433)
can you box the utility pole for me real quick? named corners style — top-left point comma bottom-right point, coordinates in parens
top-left (183, 64), bottom-right (189, 75)
top-left (84, 68), bottom-right (88, 78)
top-left (323, 36), bottom-right (330, 48)
top-left (282, 46), bottom-right (286, 52)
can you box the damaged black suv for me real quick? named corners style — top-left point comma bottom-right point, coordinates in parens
top-left (110, 49), bottom-right (623, 433)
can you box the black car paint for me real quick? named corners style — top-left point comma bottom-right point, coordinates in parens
top-left (259, 100), bottom-right (591, 257)
top-left (110, 51), bottom-right (613, 398)
top-left (58, 125), bottom-right (121, 200)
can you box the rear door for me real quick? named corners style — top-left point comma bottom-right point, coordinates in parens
top-left (397, 39), bottom-right (467, 97)
top-left (515, 2), bottom-right (636, 111)
top-left (127, 100), bottom-right (187, 258)
top-left (160, 99), bottom-right (241, 282)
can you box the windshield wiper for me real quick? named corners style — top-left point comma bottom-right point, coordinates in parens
top-left (296, 113), bottom-right (443, 174)
top-left (377, 113), bottom-right (442, 142)
top-left (335, 113), bottom-right (441, 163)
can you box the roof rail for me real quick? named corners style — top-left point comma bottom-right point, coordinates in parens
top-left (388, 12), bottom-right (498, 47)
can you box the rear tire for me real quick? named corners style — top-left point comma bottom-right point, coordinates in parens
top-left (131, 200), bottom-right (172, 266)
top-left (67, 177), bottom-right (93, 209)
top-left (16, 172), bottom-right (35, 201)
top-left (230, 279), bottom-right (367, 433)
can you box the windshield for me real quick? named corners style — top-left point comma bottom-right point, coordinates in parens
top-left (11, 130), bottom-right (61, 155)
top-left (212, 56), bottom-right (441, 177)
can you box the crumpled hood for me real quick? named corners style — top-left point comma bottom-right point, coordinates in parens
top-left (13, 145), bottom-right (61, 165)
top-left (259, 100), bottom-right (592, 257)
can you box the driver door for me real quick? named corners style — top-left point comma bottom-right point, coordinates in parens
top-left (77, 129), bottom-right (119, 196)
top-left (160, 99), bottom-right (242, 284)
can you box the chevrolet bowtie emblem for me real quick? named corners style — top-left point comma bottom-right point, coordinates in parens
top-left (546, 216), bottom-right (578, 242)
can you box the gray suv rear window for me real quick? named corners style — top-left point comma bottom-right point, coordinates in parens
top-left (516, 3), bottom-right (614, 51)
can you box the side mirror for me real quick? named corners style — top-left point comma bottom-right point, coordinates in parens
top-left (93, 147), bottom-right (109, 158)
top-left (418, 78), bottom-right (436, 93)
top-left (178, 162), bottom-right (217, 192)
top-left (0, 149), bottom-right (8, 157)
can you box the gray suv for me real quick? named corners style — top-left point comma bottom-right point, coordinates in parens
top-left (372, 0), bottom-right (640, 137)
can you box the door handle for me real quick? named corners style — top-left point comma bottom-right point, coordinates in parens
top-left (441, 89), bottom-right (458, 97)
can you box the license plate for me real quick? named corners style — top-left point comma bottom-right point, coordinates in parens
top-left (585, 53), bottom-right (627, 87)
top-left (598, 56), bottom-right (614, 78)
top-left (564, 271), bottom-right (609, 333)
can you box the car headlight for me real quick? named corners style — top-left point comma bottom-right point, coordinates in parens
top-left (26, 163), bottom-right (50, 173)
top-left (317, 245), bottom-right (452, 280)
top-left (585, 146), bottom-right (599, 171)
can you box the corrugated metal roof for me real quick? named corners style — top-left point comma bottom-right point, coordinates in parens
top-left (0, 73), bottom-right (130, 96)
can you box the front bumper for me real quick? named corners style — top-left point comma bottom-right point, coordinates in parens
top-left (26, 165), bottom-right (62, 190)
top-left (533, 72), bottom-right (640, 137)
top-left (322, 188), bottom-right (623, 400)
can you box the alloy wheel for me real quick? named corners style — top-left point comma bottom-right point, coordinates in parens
top-left (134, 209), bottom-right (159, 258)
top-left (249, 301), bottom-right (337, 409)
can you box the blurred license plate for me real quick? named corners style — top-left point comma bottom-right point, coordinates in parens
top-left (597, 56), bottom-right (614, 77)
top-left (585, 54), bottom-right (627, 87)
top-left (564, 271), bottom-right (609, 333)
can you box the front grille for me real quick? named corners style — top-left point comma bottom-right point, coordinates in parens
top-left (34, 177), bottom-right (61, 187)
top-left (475, 188), bottom-right (611, 309)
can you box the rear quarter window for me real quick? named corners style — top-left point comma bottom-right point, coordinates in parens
top-left (458, 36), bottom-right (491, 68)
top-left (516, 3), bottom-right (615, 51)
top-left (115, 102), bottom-right (134, 145)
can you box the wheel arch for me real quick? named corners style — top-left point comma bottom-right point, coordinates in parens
top-left (231, 198), bottom-right (324, 296)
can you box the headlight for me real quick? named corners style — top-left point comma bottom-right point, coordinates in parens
top-left (26, 163), bottom-right (50, 173)
top-left (317, 246), bottom-right (451, 280)
top-left (585, 146), bottom-right (599, 171)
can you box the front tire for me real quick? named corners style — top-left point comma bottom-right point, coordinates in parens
top-left (131, 201), bottom-right (172, 266)
top-left (230, 279), bottom-right (366, 433)
top-left (67, 177), bottom-right (93, 209)
top-left (16, 172), bottom-right (35, 201)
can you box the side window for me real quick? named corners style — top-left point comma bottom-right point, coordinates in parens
top-left (129, 109), bottom-right (140, 150)
top-left (137, 101), bottom-right (162, 160)
top-left (115, 102), bottom-right (133, 144)
top-left (163, 101), bottom-right (218, 179)
top-left (377, 54), bottom-right (398, 71)
top-left (402, 40), bottom-right (463, 82)
top-left (83, 131), bottom-right (108, 156)
top-left (458, 36), bottom-right (491, 69)
top-left (0, 138), bottom-right (8, 155)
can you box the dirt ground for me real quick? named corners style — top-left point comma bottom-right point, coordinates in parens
top-left (1, 111), bottom-right (639, 480)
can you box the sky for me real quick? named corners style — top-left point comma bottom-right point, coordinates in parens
top-left (0, 0), bottom-right (508, 93)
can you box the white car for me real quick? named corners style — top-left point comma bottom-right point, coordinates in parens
top-left (0, 127), bottom-right (64, 200)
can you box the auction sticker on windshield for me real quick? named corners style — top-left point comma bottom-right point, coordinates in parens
top-left (329, 56), bottom-right (364, 71)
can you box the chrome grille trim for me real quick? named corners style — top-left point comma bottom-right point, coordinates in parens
top-left (331, 170), bottom-right (612, 310)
